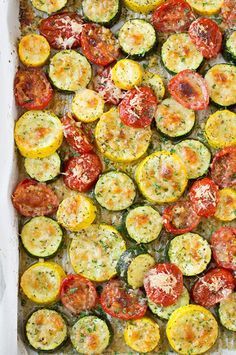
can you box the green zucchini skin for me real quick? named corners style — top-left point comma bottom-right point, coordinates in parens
top-left (218, 293), bottom-right (236, 332)
top-left (82, 0), bottom-right (121, 27)
top-left (223, 31), bottom-right (236, 65)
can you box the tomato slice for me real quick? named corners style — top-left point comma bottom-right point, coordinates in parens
top-left (119, 87), bottom-right (158, 128)
top-left (221, 0), bottom-right (236, 28)
top-left (163, 200), bottom-right (201, 235)
top-left (100, 279), bottom-right (147, 320)
top-left (152, 0), bottom-right (195, 33)
top-left (63, 154), bottom-right (102, 192)
top-left (144, 263), bottom-right (183, 306)
top-left (39, 12), bottom-right (84, 49)
top-left (81, 24), bottom-right (120, 66)
top-left (12, 179), bottom-right (59, 217)
top-left (60, 274), bottom-right (97, 315)
top-left (14, 68), bottom-right (53, 110)
top-left (61, 114), bottom-right (94, 154)
top-left (168, 70), bottom-right (209, 111)
top-left (189, 178), bottom-right (219, 217)
top-left (189, 18), bottom-right (222, 59)
top-left (211, 227), bottom-right (236, 271)
top-left (93, 66), bottom-right (124, 105)
top-left (191, 268), bottom-right (235, 308)
top-left (211, 146), bottom-right (236, 188)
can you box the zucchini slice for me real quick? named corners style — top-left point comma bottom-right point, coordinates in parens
top-left (124, 0), bottom-right (164, 13)
top-left (24, 152), bottom-right (61, 182)
top-left (124, 317), bottom-right (160, 353)
top-left (111, 59), bottom-right (143, 90)
top-left (20, 261), bottom-right (65, 304)
top-left (70, 315), bottom-right (111, 354)
top-left (56, 195), bottom-right (96, 232)
top-left (166, 305), bottom-right (218, 354)
top-left (219, 292), bottom-right (236, 331)
top-left (205, 64), bottom-right (236, 107)
top-left (48, 50), bottom-right (91, 92)
top-left (94, 171), bottom-right (136, 211)
top-left (95, 107), bottom-right (151, 163)
top-left (161, 33), bottom-right (203, 74)
top-left (14, 110), bottom-right (63, 159)
top-left (18, 34), bottom-right (50, 67)
top-left (21, 216), bottom-right (63, 258)
top-left (168, 233), bottom-right (211, 276)
top-left (72, 89), bottom-right (104, 123)
top-left (224, 31), bottom-right (236, 65)
top-left (116, 246), bottom-right (155, 288)
top-left (142, 71), bottom-right (165, 101)
top-left (205, 110), bottom-right (236, 148)
top-left (31, 0), bottom-right (67, 14)
top-left (82, 0), bottom-right (120, 27)
top-left (173, 139), bottom-right (211, 179)
top-left (125, 205), bottom-right (163, 243)
top-left (148, 287), bottom-right (190, 320)
top-left (69, 224), bottom-right (126, 282)
top-left (26, 309), bottom-right (67, 351)
top-left (186, 0), bottom-right (224, 15)
top-left (118, 19), bottom-right (156, 58)
top-left (135, 151), bottom-right (188, 204)
top-left (215, 188), bottom-right (236, 222)
top-left (155, 98), bottom-right (195, 139)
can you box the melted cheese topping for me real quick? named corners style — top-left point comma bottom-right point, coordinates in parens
top-left (31, 0), bottom-right (67, 14)
top-left (49, 50), bottom-right (91, 92)
top-left (95, 107), bottom-right (151, 162)
top-left (26, 309), bottom-right (67, 351)
top-left (111, 59), bottom-right (143, 90)
top-left (24, 152), bottom-right (61, 182)
top-left (215, 188), bottom-right (236, 222)
top-left (168, 233), bottom-right (211, 276)
top-left (127, 254), bottom-right (156, 289)
top-left (124, 0), bottom-right (164, 13)
top-left (20, 262), bottom-right (65, 304)
top-left (147, 270), bottom-right (177, 294)
top-left (219, 292), bottom-right (236, 331)
top-left (83, 0), bottom-right (119, 23)
top-left (186, 0), bottom-right (224, 15)
top-left (205, 110), bottom-right (236, 148)
top-left (135, 151), bottom-right (188, 203)
top-left (205, 64), bottom-right (236, 106)
top-left (161, 34), bottom-right (203, 73)
top-left (18, 34), bottom-right (50, 67)
top-left (69, 224), bottom-right (126, 282)
top-left (14, 110), bottom-right (63, 158)
top-left (72, 89), bottom-right (104, 122)
top-left (167, 305), bottom-right (218, 354)
top-left (142, 71), bottom-right (165, 101)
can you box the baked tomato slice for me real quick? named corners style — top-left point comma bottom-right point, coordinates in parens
top-left (119, 86), bottom-right (158, 128)
top-left (221, 0), bottom-right (236, 28)
top-left (211, 146), bottom-right (236, 188)
top-left (144, 263), bottom-right (183, 306)
top-left (39, 12), bottom-right (84, 49)
top-left (211, 227), bottom-right (236, 271)
top-left (189, 178), bottom-right (219, 217)
top-left (93, 66), bottom-right (124, 105)
top-left (81, 24), bottom-right (120, 66)
top-left (189, 18), bottom-right (222, 59)
top-left (100, 279), bottom-right (147, 320)
top-left (63, 154), bottom-right (102, 192)
top-left (14, 68), bottom-right (53, 110)
top-left (61, 114), bottom-right (94, 154)
top-left (191, 268), bottom-right (235, 308)
top-left (163, 200), bottom-right (201, 235)
top-left (168, 70), bottom-right (209, 111)
top-left (152, 0), bottom-right (195, 33)
top-left (60, 274), bottom-right (97, 315)
top-left (12, 179), bottom-right (59, 217)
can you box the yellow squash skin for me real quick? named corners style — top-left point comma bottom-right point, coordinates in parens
top-left (111, 59), bottom-right (143, 90)
top-left (215, 188), bottom-right (236, 222)
top-left (19, 34), bottom-right (50, 67)
top-left (186, 0), bottom-right (224, 15)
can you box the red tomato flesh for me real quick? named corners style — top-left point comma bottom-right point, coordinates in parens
top-left (211, 227), bottom-right (236, 271)
top-left (12, 179), bottom-right (59, 217)
top-left (211, 146), bottom-right (236, 188)
top-left (39, 12), bottom-right (84, 49)
top-left (191, 268), bottom-right (235, 308)
top-left (63, 154), bottom-right (102, 192)
top-left (119, 86), bottom-right (158, 128)
top-left (168, 70), bottom-right (209, 110)
top-left (60, 274), bottom-right (97, 315)
top-left (152, 0), bottom-right (195, 33)
top-left (189, 178), bottom-right (219, 217)
top-left (14, 68), bottom-right (53, 110)
top-left (144, 263), bottom-right (183, 306)
top-left (100, 279), bottom-right (147, 320)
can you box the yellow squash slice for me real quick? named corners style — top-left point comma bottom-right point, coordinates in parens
top-left (215, 188), bottom-right (236, 222)
top-left (19, 34), bottom-right (50, 67)
top-left (111, 59), bottom-right (143, 90)
top-left (72, 89), bottom-right (104, 122)
top-left (186, 0), bottom-right (224, 15)
top-left (31, 0), bottom-right (67, 14)
top-left (142, 71), bottom-right (165, 101)
top-left (124, 0), bottom-right (164, 13)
